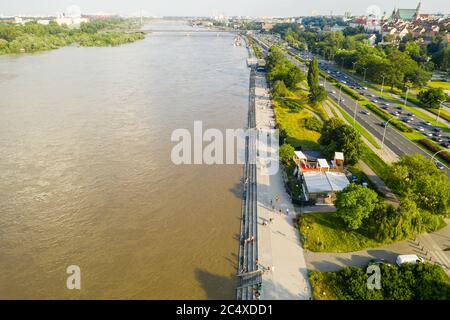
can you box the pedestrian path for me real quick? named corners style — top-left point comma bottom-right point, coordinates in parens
top-left (254, 70), bottom-right (311, 300)
top-left (305, 219), bottom-right (450, 277)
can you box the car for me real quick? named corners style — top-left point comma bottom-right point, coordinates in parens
top-left (383, 102), bottom-right (390, 106)
top-left (373, 99), bottom-right (378, 103)
top-left (434, 132), bottom-right (443, 137)
top-left (441, 142), bottom-right (450, 149)
top-left (426, 132), bottom-right (434, 137)
top-left (369, 258), bottom-right (388, 265)
top-left (396, 106), bottom-right (402, 110)
top-left (370, 94), bottom-right (376, 98)
top-left (435, 161), bottom-right (445, 170)
top-left (330, 90), bottom-right (336, 94)
top-left (362, 110), bottom-right (370, 115)
top-left (381, 106), bottom-right (388, 109)
top-left (379, 122), bottom-right (387, 127)
top-left (433, 137), bottom-right (443, 143)
top-left (363, 86), bottom-right (368, 90)
top-left (416, 126), bottom-right (425, 132)
top-left (406, 113), bottom-right (414, 117)
top-left (396, 255), bottom-right (424, 266)
top-left (433, 127), bottom-right (442, 132)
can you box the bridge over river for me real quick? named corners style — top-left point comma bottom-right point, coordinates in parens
top-left (106, 28), bottom-right (241, 34)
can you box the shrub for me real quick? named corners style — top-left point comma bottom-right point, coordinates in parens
top-left (302, 116), bottom-right (323, 132)
top-left (418, 139), bottom-right (450, 165)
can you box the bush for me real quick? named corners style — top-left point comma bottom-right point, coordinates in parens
top-left (302, 117), bottom-right (323, 132)
top-left (418, 139), bottom-right (450, 165)
top-left (310, 263), bottom-right (450, 300)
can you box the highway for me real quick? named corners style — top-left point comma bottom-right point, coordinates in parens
top-left (252, 34), bottom-right (450, 178)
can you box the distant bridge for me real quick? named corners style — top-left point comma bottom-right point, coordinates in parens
top-left (107, 28), bottom-right (241, 34)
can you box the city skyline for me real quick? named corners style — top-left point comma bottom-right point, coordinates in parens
top-left (1, 0), bottom-right (449, 17)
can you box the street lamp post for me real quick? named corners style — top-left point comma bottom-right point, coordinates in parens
top-left (381, 116), bottom-right (395, 150)
top-left (380, 76), bottom-right (385, 96)
top-left (353, 99), bottom-right (358, 127)
top-left (431, 149), bottom-right (446, 162)
top-left (435, 102), bottom-right (445, 126)
top-left (363, 68), bottom-right (367, 83)
top-left (403, 87), bottom-right (410, 108)
top-left (338, 86), bottom-right (342, 105)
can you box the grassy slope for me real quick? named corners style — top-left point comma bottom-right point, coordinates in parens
top-left (298, 212), bottom-right (389, 252)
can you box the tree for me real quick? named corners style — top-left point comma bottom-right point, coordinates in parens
top-left (306, 57), bottom-right (327, 104)
top-left (388, 154), bottom-right (450, 215)
top-left (266, 45), bottom-right (304, 90)
top-left (272, 80), bottom-right (288, 98)
top-left (319, 118), bottom-right (363, 165)
top-left (335, 184), bottom-right (379, 230)
top-left (279, 143), bottom-right (295, 167)
top-left (418, 87), bottom-right (447, 109)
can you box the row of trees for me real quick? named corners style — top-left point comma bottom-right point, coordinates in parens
top-left (0, 20), bottom-right (144, 55)
top-left (272, 25), bottom-right (441, 89)
top-left (311, 263), bottom-right (450, 300)
top-left (266, 46), bottom-right (305, 90)
top-left (335, 154), bottom-right (449, 242)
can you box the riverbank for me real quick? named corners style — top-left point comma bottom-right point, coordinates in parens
top-left (0, 20), bottom-right (145, 55)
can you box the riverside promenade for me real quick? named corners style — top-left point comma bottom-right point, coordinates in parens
top-left (253, 70), bottom-right (311, 300)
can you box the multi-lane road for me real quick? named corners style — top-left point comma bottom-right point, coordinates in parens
top-left (252, 34), bottom-right (450, 177)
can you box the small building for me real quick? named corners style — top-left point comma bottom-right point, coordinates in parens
top-left (301, 171), bottom-right (350, 205)
top-left (294, 151), bottom-right (350, 205)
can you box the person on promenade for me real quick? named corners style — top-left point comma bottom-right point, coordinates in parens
top-left (286, 208), bottom-right (289, 215)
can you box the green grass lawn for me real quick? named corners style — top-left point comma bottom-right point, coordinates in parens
top-left (428, 80), bottom-right (450, 91)
top-left (274, 87), bottom-right (324, 151)
top-left (309, 271), bottom-right (340, 300)
top-left (298, 212), bottom-right (389, 253)
top-left (275, 101), bottom-right (321, 150)
top-left (360, 145), bottom-right (391, 181)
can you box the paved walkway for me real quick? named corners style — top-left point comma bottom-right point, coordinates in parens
top-left (305, 219), bottom-right (450, 277)
top-left (358, 160), bottom-right (399, 206)
top-left (254, 71), bottom-right (311, 300)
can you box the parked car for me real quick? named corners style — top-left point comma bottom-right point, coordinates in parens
top-left (369, 258), bottom-right (388, 265)
top-left (396, 255), bottom-right (424, 266)
top-left (435, 160), bottom-right (445, 170)
top-left (416, 126), bottom-right (425, 132)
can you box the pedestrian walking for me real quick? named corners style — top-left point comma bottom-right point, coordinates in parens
top-left (286, 208), bottom-right (289, 215)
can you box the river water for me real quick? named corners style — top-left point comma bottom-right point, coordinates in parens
top-left (0, 22), bottom-right (249, 299)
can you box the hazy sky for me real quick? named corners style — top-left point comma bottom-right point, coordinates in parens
top-left (0, 0), bottom-right (448, 17)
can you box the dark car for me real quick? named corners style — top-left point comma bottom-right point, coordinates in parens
top-left (369, 258), bottom-right (388, 265)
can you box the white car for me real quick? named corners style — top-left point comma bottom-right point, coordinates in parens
top-left (435, 161), bottom-right (445, 170)
top-left (396, 255), bottom-right (424, 266)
